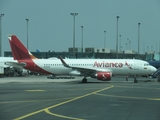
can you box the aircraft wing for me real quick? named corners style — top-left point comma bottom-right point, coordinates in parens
top-left (5, 62), bottom-right (26, 69)
top-left (58, 56), bottom-right (112, 75)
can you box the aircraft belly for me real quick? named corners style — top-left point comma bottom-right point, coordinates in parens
top-left (112, 69), bottom-right (130, 75)
top-left (44, 67), bottom-right (70, 75)
top-left (112, 69), bottom-right (148, 75)
top-left (117, 70), bottom-right (150, 75)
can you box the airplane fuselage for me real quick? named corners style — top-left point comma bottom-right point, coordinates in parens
top-left (21, 59), bottom-right (155, 76)
top-left (8, 35), bottom-right (157, 82)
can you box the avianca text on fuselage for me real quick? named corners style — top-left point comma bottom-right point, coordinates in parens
top-left (93, 61), bottom-right (132, 69)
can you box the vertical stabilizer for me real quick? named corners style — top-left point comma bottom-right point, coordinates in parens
top-left (8, 35), bottom-right (37, 60)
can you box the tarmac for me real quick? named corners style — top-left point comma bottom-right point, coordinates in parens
top-left (0, 75), bottom-right (160, 120)
top-left (0, 75), bottom-right (158, 83)
top-left (0, 75), bottom-right (81, 83)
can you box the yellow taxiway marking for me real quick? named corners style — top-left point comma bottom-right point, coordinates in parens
top-left (45, 109), bottom-right (84, 120)
top-left (94, 93), bottom-right (160, 101)
top-left (114, 85), bottom-right (160, 90)
top-left (25, 90), bottom-right (46, 92)
top-left (149, 98), bottom-right (160, 101)
top-left (14, 85), bottom-right (114, 120)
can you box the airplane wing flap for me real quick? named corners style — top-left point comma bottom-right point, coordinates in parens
top-left (74, 67), bottom-right (112, 76)
top-left (5, 62), bottom-right (26, 69)
top-left (71, 66), bottom-right (112, 73)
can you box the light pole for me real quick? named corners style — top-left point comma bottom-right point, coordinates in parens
top-left (104, 31), bottom-right (106, 48)
top-left (81, 26), bottom-right (83, 52)
top-left (25, 18), bottom-right (29, 49)
top-left (138, 23), bottom-right (141, 54)
top-left (116, 16), bottom-right (120, 59)
top-left (143, 41), bottom-right (145, 54)
top-left (119, 35), bottom-right (121, 51)
top-left (0, 14), bottom-right (4, 56)
top-left (70, 13), bottom-right (78, 57)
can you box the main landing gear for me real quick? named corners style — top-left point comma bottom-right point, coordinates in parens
top-left (126, 76), bottom-right (138, 83)
top-left (126, 76), bottom-right (128, 81)
top-left (82, 77), bottom-right (87, 83)
top-left (134, 77), bottom-right (138, 83)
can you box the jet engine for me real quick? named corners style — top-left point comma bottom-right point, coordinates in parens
top-left (94, 72), bottom-right (112, 81)
top-left (14, 68), bottom-right (29, 76)
top-left (69, 70), bottom-right (81, 76)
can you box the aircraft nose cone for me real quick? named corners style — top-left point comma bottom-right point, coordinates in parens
top-left (152, 67), bottom-right (157, 72)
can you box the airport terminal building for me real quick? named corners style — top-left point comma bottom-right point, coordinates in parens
top-left (4, 47), bottom-right (155, 61)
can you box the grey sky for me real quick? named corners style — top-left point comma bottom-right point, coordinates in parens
top-left (0, 0), bottom-right (160, 55)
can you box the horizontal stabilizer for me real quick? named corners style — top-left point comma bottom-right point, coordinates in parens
top-left (5, 62), bottom-right (26, 68)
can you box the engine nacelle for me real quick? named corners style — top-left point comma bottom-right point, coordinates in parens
top-left (15, 68), bottom-right (29, 75)
top-left (20, 69), bottom-right (29, 75)
top-left (69, 70), bottom-right (81, 76)
top-left (95, 72), bottom-right (112, 81)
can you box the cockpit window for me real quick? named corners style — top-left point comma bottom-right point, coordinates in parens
top-left (144, 63), bottom-right (149, 66)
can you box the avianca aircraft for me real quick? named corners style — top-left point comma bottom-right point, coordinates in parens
top-left (8, 35), bottom-right (157, 83)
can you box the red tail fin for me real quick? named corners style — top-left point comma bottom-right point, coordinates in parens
top-left (8, 35), bottom-right (37, 60)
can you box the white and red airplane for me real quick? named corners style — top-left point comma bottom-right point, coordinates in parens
top-left (8, 35), bottom-right (156, 83)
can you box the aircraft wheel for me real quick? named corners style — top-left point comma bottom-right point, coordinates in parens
top-left (134, 80), bottom-right (138, 83)
top-left (82, 78), bottom-right (87, 83)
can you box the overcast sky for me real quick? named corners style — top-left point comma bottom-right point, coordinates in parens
top-left (0, 0), bottom-right (160, 56)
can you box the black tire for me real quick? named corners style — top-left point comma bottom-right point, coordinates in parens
top-left (82, 79), bottom-right (87, 83)
top-left (134, 80), bottom-right (138, 83)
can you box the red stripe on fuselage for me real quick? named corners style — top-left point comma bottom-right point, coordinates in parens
top-left (18, 59), bottom-right (52, 74)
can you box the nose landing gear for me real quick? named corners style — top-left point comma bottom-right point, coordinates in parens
top-left (134, 77), bottom-right (138, 83)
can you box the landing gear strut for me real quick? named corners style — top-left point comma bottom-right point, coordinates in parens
top-left (126, 76), bottom-right (128, 81)
top-left (134, 77), bottom-right (138, 83)
top-left (82, 77), bottom-right (87, 83)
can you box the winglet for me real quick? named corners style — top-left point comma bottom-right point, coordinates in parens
top-left (58, 56), bottom-right (71, 68)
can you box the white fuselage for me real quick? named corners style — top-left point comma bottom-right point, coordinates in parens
top-left (31, 59), bottom-right (156, 76)
top-left (0, 57), bottom-right (16, 67)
